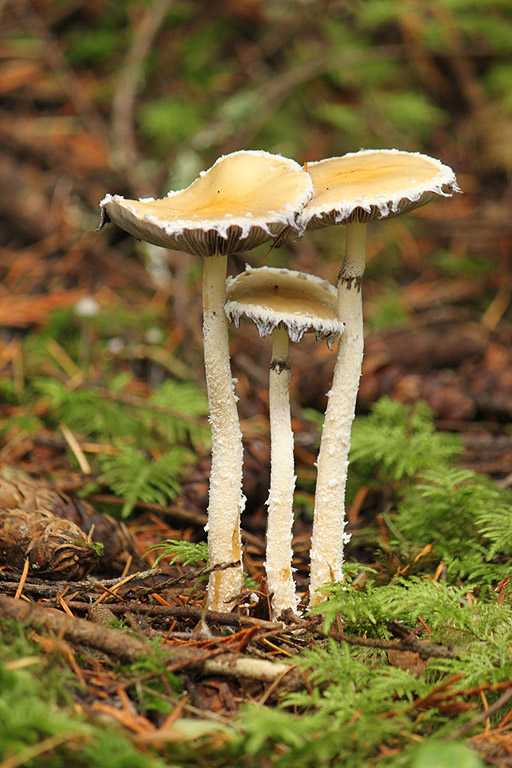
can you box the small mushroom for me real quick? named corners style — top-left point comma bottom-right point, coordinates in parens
top-left (298, 149), bottom-right (460, 605)
top-left (99, 151), bottom-right (313, 611)
top-left (225, 265), bottom-right (343, 618)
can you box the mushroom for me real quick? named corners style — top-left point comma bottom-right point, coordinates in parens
top-left (225, 265), bottom-right (343, 618)
top-left (298, 149), bottom-right (460, 605)
top-left (99, 150), bottom-right (313, 611)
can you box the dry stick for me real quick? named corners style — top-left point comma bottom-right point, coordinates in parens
top-left (60, 602), bottom-right (464, 661)
top-left (128, 559), bottom-right (241, 597)
top-left (66, 601), bottom-right (282, 631)
top-left (0, 595), bottom-right (303, 688)
top-left (8, 587), bottom-right (465, 664)
top-left (88, 494), bottom-right (209, 528)
top-left (327, 630), bottom-right (463, 660)
top-left (14, 557), bottom-right (30, 600)
top-left (0, 594), bottom-right (150, 661)
top-left (0, 568), bottom-right (161, 593)
top-left (85, 494), bottom-right (263, 549)
top-left (0, 561), bottom-right (241, 600)
top-left (111, 0), bottom-right (172, 185)
top-left (203, 656), bottom-right (298, 686)
top-left (451, 686), bottom-right (512, 740)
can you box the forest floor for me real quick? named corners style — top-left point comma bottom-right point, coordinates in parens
top-left (3, 217), bottom-right (512, 767)
top-left (3, 2), bottom-right (512, 765)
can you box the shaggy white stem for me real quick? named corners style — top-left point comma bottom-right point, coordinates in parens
top-left (203, 252), bottom-right (244, 611)
top-left (309, 222), bottom-right (367, 606)
top-left (266, 325), bottom-right (298, 619)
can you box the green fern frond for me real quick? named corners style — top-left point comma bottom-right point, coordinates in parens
top-left (147, 380), bottom-right (209, 446)
top-left (394, 465), bottom-right (512, 584)
top-left (32, 376), bottom-right (208, 449)
top-left (349, 397), bottom-right (462, 484)
top-left (33, 378), bottom-right (142, 441)
top-left (98, 445), bottom-right (191, 517)
top-left (144, 538), bottom-right (208, 567)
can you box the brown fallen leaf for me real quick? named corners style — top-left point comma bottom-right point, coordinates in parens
top-left (387, 649), bottom-right (426, 676)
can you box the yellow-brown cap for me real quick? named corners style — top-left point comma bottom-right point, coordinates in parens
top-left (299, 149), bottom-right (460, 231)
top-left (99, 150), bottom-right (313, 257)
top-left (225, 265), bottom-right (344, 345)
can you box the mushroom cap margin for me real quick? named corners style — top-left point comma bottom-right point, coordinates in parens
top-left (299, 149), bottom-right (460, 231)
top-left (100, 150), bottom-right (314, 257)
top-left (225, 265), bottom-right (344, 345)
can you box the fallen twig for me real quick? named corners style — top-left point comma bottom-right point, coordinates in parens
top-left (66, 600), bottom-right (283, 630)
top-left (0, 595), bottom-right (303, 690)
top-left (111, 0), bottom-right (173, 186)
top-left (0, 568), bottom-right (161, 597)
top-left (87, 494), bottom-right (264, 548)
top-left (326, 628), bottom-right (463, 660)
top-left (452, 686), bottom-right (512, 739)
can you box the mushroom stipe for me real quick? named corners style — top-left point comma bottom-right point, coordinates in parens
top-left (100, 151), bottom-right (313, 612)
top-left (299, 149), bottom-right (459, 606)
top-left (226, 265), bottom-right (343, 618)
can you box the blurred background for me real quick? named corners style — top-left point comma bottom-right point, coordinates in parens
top-left (1, 0), bottom-right (512, 567)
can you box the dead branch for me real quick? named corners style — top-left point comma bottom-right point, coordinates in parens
top-left (327, 628), bottom-right (463, 660)
top-left (0, 593), bottom-right (150, 660)
top-left (453, 686), bottom-right (512, 739)
top-left (66, 600), bottom-right (283, 630)
top-left (111, 0), bottom-right (173, 187)
top-left (0, 595), bottom-right (303, 689)
top-left (202, 655), bottom-right (297, 685)
top-left (87, 494), bottom-right (263, 549)
top-left (0, 568), bottom-right (161, 598)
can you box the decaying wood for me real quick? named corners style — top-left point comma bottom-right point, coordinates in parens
top-left (0, 593), bottom-right (150, 660)
top-left (327, 628), bottom-right (463, 660)
top-left (0, 595), bottom-right (304, 691)
top-left (202, 655), bottom-right (297, 685)
top-left (66, 600), bottom-right (284, 630)
top-left (0, 506), bottom-right (99, 580)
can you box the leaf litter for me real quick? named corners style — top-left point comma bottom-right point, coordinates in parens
top-left (2, 2), bottom-right (512, 765)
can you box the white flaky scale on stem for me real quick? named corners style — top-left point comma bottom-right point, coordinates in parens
top-left (225, 265), bottom-right (343, 618)
top-left (298, 149), bottom-right (460, 606)
top-left (99, 151), bottom-right (313, 611)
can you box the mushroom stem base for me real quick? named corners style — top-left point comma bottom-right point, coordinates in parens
top-left (309, 222), bottom-right (366, 605)
top-left (266, 325), bottom-right (298, 619)
top-left (203, 252), bottom-right (244, 611)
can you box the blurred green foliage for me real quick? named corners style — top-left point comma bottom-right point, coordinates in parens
top-left (55, 0), bottom-right (512, 181)
top-left (0, 301), bottom-right (208, 517)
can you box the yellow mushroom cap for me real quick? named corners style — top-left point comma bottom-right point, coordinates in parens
top-left (299, 149), bottom-right (460, 231)
top-left (225, 265), bottom-right (344, 345)
top-left (99, 150), bottom-right (313, 257)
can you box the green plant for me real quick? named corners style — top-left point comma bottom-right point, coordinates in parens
top-left (98, 445), bottom-right (190, 517)
top-left (349, 397), bottom-right (462, 487)
top-left (144, 538), bottom-right (208, 568)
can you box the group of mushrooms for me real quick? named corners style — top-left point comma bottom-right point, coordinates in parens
top-left (99, 148), bottom-right (459, 619)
